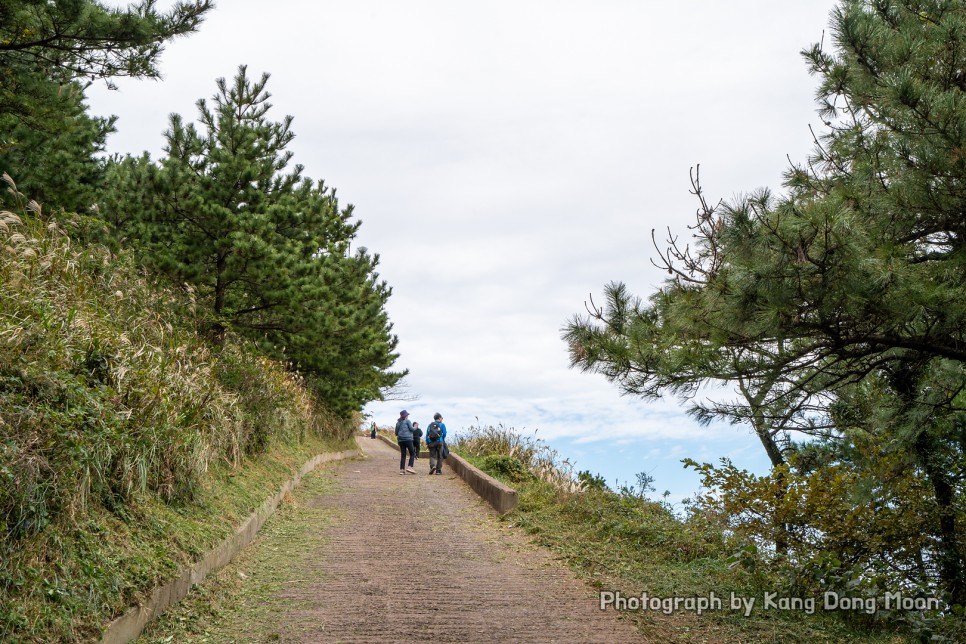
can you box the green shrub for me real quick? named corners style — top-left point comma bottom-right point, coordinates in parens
top-left (479, 454), bottom-right (535, 483)
top-left (576, 469), bottom-right (608, 491)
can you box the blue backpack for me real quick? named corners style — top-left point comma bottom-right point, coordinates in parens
top-left (427, 422), bottom-right (441, 442)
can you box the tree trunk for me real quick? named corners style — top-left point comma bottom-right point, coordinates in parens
top-left (211, 251), bottom-right (227, 345)
top-left (896, 362), bottom-right (965, 606)
top-left (753, 413), bottom-right (789, 556)
top-left (914, 432), bottom-right (966, 607)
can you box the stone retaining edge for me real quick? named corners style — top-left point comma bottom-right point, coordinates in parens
top-left (99, 447), bottom-right (360, 644)
top-left (373, 433), bottom-right (518, 514)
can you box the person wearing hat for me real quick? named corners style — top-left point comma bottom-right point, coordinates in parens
top-left (394, 410), bottom-right (416, 474)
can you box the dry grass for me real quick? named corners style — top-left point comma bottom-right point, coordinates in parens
top-left (0, 174), bottom-right (350, 641)
top-left (452, 423), bottom-right (583, 492)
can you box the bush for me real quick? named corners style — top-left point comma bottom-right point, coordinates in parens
top-left (576, 470), bottom-right (608, 491)
top-left (480, 454), bottom-right (534, 483)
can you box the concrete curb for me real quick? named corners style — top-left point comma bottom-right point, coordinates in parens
top-left (445, 450), bottom-right (519, 514)
top-left (374, 434), bottom-right (518, 514)
top-left (99, 447), bottom-right (360, 644)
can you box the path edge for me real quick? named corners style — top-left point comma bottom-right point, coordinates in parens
top-left (99, 446), bottom-right (360, 644)
top-left (374, 434), bottom-right (518, 514)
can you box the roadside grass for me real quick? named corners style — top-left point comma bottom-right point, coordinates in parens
top-left (0, 193), bottom-right (356, 642)
top-left (454, 426), bottom-right (912, 643)
top-left (507, 478), bottom-right (909, 642)
top-left (2, 433), bottom-right (352, 642)
top-left (138, 467), bottom-right (343, 643)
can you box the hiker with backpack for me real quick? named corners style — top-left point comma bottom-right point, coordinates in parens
top-left (425, 412), bottom-right (448, 475)
top-left (395, 410), bottom-right (416, 475)
top-left (411, 421), bottom-right (423, 459)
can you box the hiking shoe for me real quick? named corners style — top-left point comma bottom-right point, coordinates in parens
top-left (405, 467), bottom-right (416, 474)
top-left (399, 471), bottom-right (405, 475)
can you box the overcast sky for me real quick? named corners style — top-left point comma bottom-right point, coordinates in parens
top-left (88, 0), bottom-right (840, 501)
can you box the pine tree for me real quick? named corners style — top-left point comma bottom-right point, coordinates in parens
top-left (107, 66), bottom-right (404, 418)
top-left (566, 0), bottom-right (966, 604)
top-left (0, 0), bottom-right (211, 121)
top-left (0, 0), bottom-right (211, 211)
top-left (0, 77), bottom-right (115, 213)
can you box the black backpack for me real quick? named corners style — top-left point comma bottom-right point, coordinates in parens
top-left (427, 421), bottom-right (441, 441)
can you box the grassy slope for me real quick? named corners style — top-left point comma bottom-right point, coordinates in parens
top-left (0, 204), bottom-right (354, 641)
top-left (458, 450), bottom-right (912, 643)
top-left (136, 466), bottom-right (343, 643)
top-left (6, 434), bottom-right (352, 642)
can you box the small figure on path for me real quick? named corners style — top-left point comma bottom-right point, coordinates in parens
top-left (370, 421), bottom-right (377, 439)
top-left (395, 410), bottom-right (416, 475)
top-left (425, 412), bottom-right (447, 475)
top-left (412, 421), bottom-right (423, 459)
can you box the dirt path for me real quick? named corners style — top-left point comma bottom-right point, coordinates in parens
top-left (143, 436), bottom-right (644, 643)
top-left (289, 437), bottom-right (644, 642)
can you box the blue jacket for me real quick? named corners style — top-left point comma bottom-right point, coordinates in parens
top-left (425, 421), bottom-right (447, 445)
top-left (395, 418), bottom-right (414, 441)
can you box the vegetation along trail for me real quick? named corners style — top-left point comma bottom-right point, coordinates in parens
top-left (142, 437), bottom-right (641, 642)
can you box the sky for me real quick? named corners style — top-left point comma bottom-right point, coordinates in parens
top-left (87, 0), bottom-right (840, 503)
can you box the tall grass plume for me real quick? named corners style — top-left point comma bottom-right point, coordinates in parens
top-left (0, 174), bottom-right (348, 640)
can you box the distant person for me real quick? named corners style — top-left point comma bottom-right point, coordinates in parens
top-left (395, 410), bottom-right (416, 475)
top-left (370, 421), bottom-right (377, 439)
top-left (411, 421), bottom-right (423, 459)
top-left (425, 412), bottom-right (448, 475)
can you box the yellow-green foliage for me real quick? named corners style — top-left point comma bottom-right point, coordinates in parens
top-left (683, 442), bottom-right (966, 640)
top-left (0, 175), bottom-right (349, 641)
top-left (684, 451), bottom-right (942, 597)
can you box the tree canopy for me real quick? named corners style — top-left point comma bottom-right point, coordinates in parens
top-left (1, 2), bottom-right (403, 420)
top-left (0, 0), bottom-right (212, 211)
top-left (105, 66), bottom-right (405, 418)
top-left (565, 0), bottom-right (966, 607)
top-left (0, 0), bottom-right (212, 84)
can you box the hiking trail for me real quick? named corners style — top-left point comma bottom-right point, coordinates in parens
top-left (142, 436), bottom-right (643, 642)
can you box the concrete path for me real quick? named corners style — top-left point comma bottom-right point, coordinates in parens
top-left (280, 437), bottom-right (641, 642)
